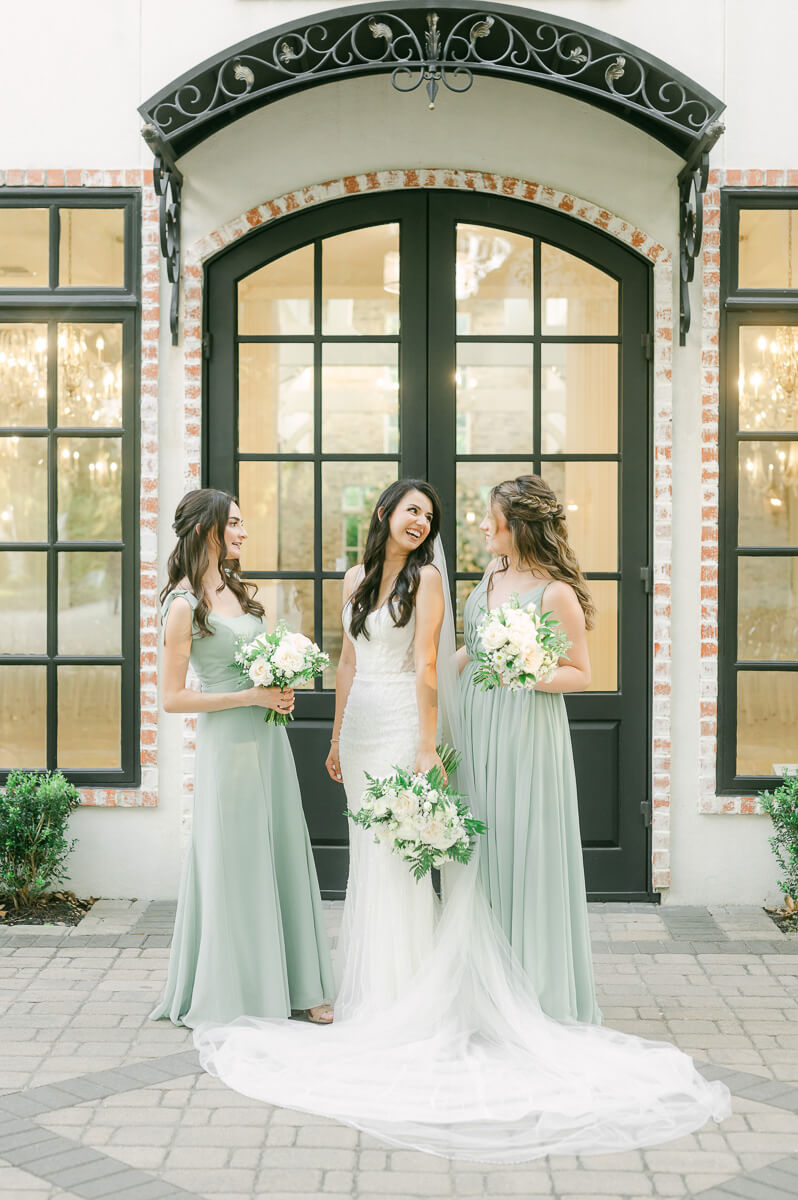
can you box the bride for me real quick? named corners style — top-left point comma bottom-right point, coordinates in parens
top-left (194, 478), bottom-right (730, 1161)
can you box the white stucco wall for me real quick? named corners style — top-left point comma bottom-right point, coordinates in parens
top-left (4, 0), bottom-right (797, 904)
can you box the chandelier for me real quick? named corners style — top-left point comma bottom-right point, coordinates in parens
top-left (739, 329), bottom-right (798, 431)
top-left (0, 326), bottom-right (47, 421)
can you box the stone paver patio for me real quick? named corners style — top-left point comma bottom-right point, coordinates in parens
top-left (1, 901), bottom-right (798, 1199)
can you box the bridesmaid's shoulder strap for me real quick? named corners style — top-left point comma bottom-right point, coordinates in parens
top-left (161, 587), bottom-right (198, 626)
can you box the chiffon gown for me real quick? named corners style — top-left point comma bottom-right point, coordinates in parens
top-left (460, 575), bottom-right (601, 1025)
top-left (150, 589), bottom-right (335, 1028)
top-left (193, 561), bottom-right (730, 1161)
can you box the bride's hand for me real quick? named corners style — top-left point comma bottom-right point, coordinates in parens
top-left (251, 686), bottom-right (294, 714)
top-left (326, 742), bottom-right (343, 784)
top-left (414, 748), bottom-right (447, 785)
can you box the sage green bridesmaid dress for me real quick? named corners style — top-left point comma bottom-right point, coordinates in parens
top-left (150, 590), bottom-right (335, 1028)
top-left (460, 576), bottom-right (602, 1026)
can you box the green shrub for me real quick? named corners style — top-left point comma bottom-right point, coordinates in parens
top-left (0, 770), bottom-right (81, 908)
top-left (760, 772), bottom-right (798, 905)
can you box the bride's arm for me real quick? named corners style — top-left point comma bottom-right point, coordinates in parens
top-left (413, 565), bottom-right (446, 779)
top-left (325, 566), bottom-right (360, 784)
top-left (532, 581), bottom-right (591, 694)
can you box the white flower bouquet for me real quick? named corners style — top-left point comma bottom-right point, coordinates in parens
top-left (474, 593), bottom-right (571, 691)
top-left (347, 746), bottom-right (487, 880)
top-left (233, 623), bottom-right (329, 725)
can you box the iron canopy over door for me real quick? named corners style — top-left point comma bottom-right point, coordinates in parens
top-left (204, 190), bottom-right (653, 899)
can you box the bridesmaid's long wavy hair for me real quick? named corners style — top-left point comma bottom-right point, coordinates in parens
top-left (160, 488), bottom-right (264, 638)
top-left (349, 479), bottom-right (441, 641)
top-left (491, 475), bottom-right (596, 630)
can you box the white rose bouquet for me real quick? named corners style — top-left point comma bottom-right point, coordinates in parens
top-left (233, 622), bottom-right (329, 725)
top-left (474, 593), bottom-right (571, 691)
top-left (347, 746), bottom-right (487, 881)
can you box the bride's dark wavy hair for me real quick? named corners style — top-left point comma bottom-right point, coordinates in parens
top-left (160, 488), bottom-right (264, 638)
top-left (348, 479), bottom-right (441, 641)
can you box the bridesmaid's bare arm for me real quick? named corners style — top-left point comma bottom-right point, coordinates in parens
top-left (532, 582), bottom-right (591, 694)
top-left (457, 558), bottom-right (500, 674)
top-left (325, 565), bottom-right (360, 783)
top-left (413, 565), bottom-right (446, 778)
top-left (161, 597), bottom-right (291, 714)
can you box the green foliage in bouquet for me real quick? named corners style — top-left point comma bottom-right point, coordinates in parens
top-left (0, 770), bottom-right (81, 908)
top-left (760, 772), bottom-right (798, 905)
top-left (347, 744), bottom-right (487, 881)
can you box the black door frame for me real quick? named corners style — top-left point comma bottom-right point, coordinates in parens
top-left (203, 188), bottom-right (655, 901)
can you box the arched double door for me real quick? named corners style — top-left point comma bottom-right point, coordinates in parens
top-left (205, 190), bottom-right (653, 899)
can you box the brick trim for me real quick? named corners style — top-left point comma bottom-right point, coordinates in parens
top-left (181, 167), bottom-right (674, 886)
top-left (0, 168), bottom-right (159, 808)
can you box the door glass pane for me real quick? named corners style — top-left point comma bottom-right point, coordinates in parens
top-left (58, 323), bottom-right (123, 427)
top-left (322, 344), bottom-right (398, 453)
top-left (0, 551), bottom-right (46, 653)
top-left (0, 209), bottom-right (49, 288)
top-left (238, 343), bottom-right (313, 454)
top-left (738, 326), bottom-right (798, 432)
top-left (322, 462), bottom-right (398, 571)
top-left (456, 344), bottom-right (533, 454)
top-left (59, 209), bottom-right (125, 287)
top-left (739, 210), bottom-right (798, 290)
top-left (542, 462), bottom-right (618, 571)
top-left (738, 442), bottom-right (798, 546)
top-left (541, 244), bottom-right (618, 335)
top-left (322, 578), bottom-right (346, 688)
top-left (322, 224), bottom-right (400, 335)
top-left (0, 666), bottom-right (47, 767)
top-left (58, 552), bottom-right (122, 655)
top-left (456, 460), bottom-right (534, 573)
top-left (238, 245), bottom-right (314, 335)
top-left (58, 665), bottom-right (121, 769)
top-left (542, 343), bottom-right (618, 452)
top-left (456, 225), bottom-right (534, 335)
top-left (584, 579), bottom-right (618, 692)
top-left (0, 323), bottom-right (48, 425)
top-left (239, 461), bottom-right (313, 571)
top-left (737, 671), bottom-right (798, 776)
top-left (57, 437), bottom-right (121, 541)
top-left (738, 557), bottom-right (798, 661)
top-left (245, 578), bottom-right (315, 688)
top-left (0, 437), bottom-right (47, 542)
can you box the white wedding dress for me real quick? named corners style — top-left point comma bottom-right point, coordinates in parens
top-left (194, 559), bottom-right (730, 1161)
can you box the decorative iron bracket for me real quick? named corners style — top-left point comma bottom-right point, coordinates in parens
top-left (142, 125), bottom-right (183, 346)
top-left (677, 121), bottom-right (724, 345)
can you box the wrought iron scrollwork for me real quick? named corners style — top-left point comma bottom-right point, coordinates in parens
top-left (677, 122), bottom-right (723, 344)
top-left (143, 126), bottom-right (183, 346)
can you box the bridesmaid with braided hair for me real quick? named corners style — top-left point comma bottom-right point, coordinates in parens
top-left (458, 475), bottom-right (601, 1025)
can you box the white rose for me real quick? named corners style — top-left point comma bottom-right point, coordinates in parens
top-left (272, 644), bottom-right (305, 676)
top-left (371, 794), bottom-right (391, 818)
top-left (420, 818), bottom-right (459, 851)
top-left (481, 621), bottom-right (509, 652)
top-left (249, 658), bottom-right (274, 686)
top-left (520, 638), bottom-right (546, 677)
top-left (392, 787), bottom-right (419, 821)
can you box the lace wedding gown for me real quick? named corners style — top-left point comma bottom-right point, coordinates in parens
top-left (194, 573), bottom-right (730, 1161)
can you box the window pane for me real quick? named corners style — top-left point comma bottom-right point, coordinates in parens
top-left (0, 666), bottom-right (47, 767)
top-left (59, 209), bottom-right (125, 288)
top-left (541, 245), bottom-right (618, 335)
top-left (57, 437), bottom-right (121, 541)
top-left (738, 326), bottom-right (798, 433)
top-left (322, 462), bottom-right (398, 571)
top-left (0, 437), bottom-right (47, 542)
top-left (738, 557), bottom-right (798, 661)
top-left (737, 671), bottom-right (798, 776)
top-left (584, 579), bottom-right (618, 692)
top-left (322, 224), bottom-right (399, 335)
top-left (238, 343), bottom-right (313, 454)
top-left (456, 344), bottom-right (533, 454)
top-left (0, 551), bottom-right (46, 653)
top-left (542, 343), bottom-right (618, 453)
top-left (58, 664), bottom-right (121, 769)
top-left (238, 245), bottom-right (314, 335)
top-left (239, 461), bottom-right (313, 571)
top-left (322, 344), bottom-right (398, 453)
top-left (0, 323), bottom-right (48, 425)
top-left (322, 578), bottom-right (345, 689)
top-left (739, 209), bottom-right (798, 290)
top-left (738, 442), bottom-right (798, 546)
top-left (0, 209), bottom-right (49, 288)
top-left (457, 460), bottom-right (534, 573)
top-left (58, 552), bottom-right (122, 655)
top-left (456, 225), bottom-right (534, 336)
top-left (58, 323), bottom-right (123, 427)
top-left (541, 462), bottom-right (618, 572)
